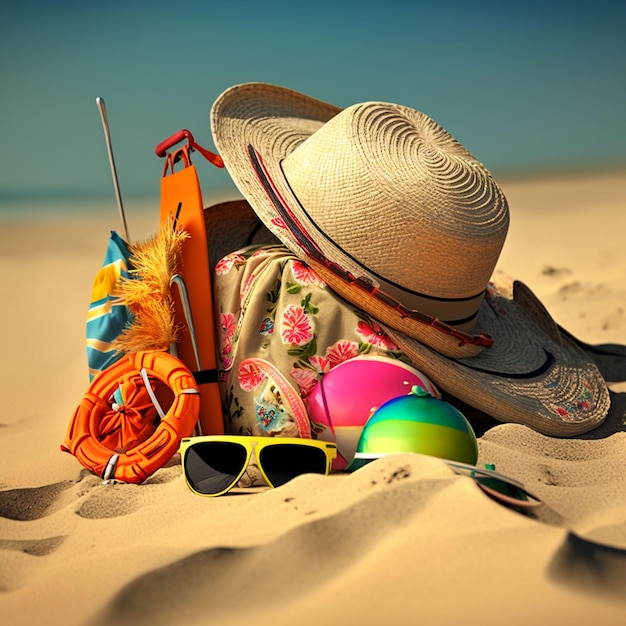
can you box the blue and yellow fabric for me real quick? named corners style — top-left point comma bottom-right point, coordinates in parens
top-left (86, 231), bottom-right (134, 380)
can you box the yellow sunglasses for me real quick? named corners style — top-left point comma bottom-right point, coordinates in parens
top-left (179, 435), bottom-right (337, 496)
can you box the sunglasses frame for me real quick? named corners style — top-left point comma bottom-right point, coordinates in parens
top-left (351, 453), bottom-right (542, 509)
top-left (179, 435), bottom-right (338, 497)
top-left (445, 459), bottom-right (542, 509)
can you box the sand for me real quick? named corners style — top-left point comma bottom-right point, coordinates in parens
top-left (1, 170), bottom-right (626, 626)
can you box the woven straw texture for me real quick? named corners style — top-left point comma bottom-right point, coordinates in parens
top-left (208, 83), bottom-right (610, 434)
top-left (210, 83), bottom-right (510, 356)
top-left (386, 280), bottom-right (610, 436)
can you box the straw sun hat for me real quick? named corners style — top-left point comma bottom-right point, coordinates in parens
top-left (209, 82), bottom-right (609, 437)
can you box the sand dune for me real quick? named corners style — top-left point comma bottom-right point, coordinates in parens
top-left (1, 170), bottom-right (625, 626)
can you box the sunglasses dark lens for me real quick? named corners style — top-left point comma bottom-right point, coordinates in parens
top-left (184, 441), bottom-right (247, 495)
top-left (259, 444), bottom-right (327, 487)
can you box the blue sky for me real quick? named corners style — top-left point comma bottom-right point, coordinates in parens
top-left (1, 0), bottom-right (625, 204)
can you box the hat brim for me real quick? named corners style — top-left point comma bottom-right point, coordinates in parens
top-left (384, 280), bottom-right (609, 436)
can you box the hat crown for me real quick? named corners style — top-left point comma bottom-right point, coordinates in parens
top-left (281, 101), bottom-right (509, 309)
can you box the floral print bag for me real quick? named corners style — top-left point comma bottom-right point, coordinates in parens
top-left (213, 244), bottom-right (409, 439)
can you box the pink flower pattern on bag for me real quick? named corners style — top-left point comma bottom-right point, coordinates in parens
top-left (215, 253), bottom-right (246, 276)
top-left (356, 319), bottom-right (399, 351)
top-left (290, 366), bottom-right (318, 399)
top-left (326, 339), bottom-right (360, 366)
top-left (291, 340), bottom-right (362, 402)
top-left (292, 260), bottom-right (326, 287)
top-left (308, 354), bottom-right (330, 375)
top-left (241, 271), bottom-right (258, 304)
top-left (238, 360), bottom-right (265, 391)
top-left (214, 246), bottom-right (409, 435)
top-left (281, 305), bottom-right (314, 346)
top-left (218, 312), bottom-right (237, 373)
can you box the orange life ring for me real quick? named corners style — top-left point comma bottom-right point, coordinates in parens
top-left (62, 351), bottom-right (200, 483)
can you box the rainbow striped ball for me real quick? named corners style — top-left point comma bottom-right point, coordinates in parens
top-left (354, 386), bottom-right (478, 466)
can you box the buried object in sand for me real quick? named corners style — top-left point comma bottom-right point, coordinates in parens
top-left (347, 385), bottom-right (479, 471)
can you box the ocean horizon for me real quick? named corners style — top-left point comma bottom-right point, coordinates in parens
top-left (1, 161), bottom-right (624, 223)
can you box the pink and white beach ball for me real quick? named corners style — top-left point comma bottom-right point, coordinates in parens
top-left (308, 355), bottom-right (440, 470)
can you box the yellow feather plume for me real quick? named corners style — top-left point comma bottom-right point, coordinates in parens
top-left (113, 222), bottom-right (189, 353)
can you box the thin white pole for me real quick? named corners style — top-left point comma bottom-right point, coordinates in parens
top-left (95, 97), bottom-right (130, 242)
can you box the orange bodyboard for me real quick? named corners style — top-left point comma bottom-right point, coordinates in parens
top-left (159, 160), bottom-right (224, 435)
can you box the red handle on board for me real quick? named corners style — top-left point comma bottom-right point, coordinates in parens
top-left (155, 129), bottom-right (224, 168)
